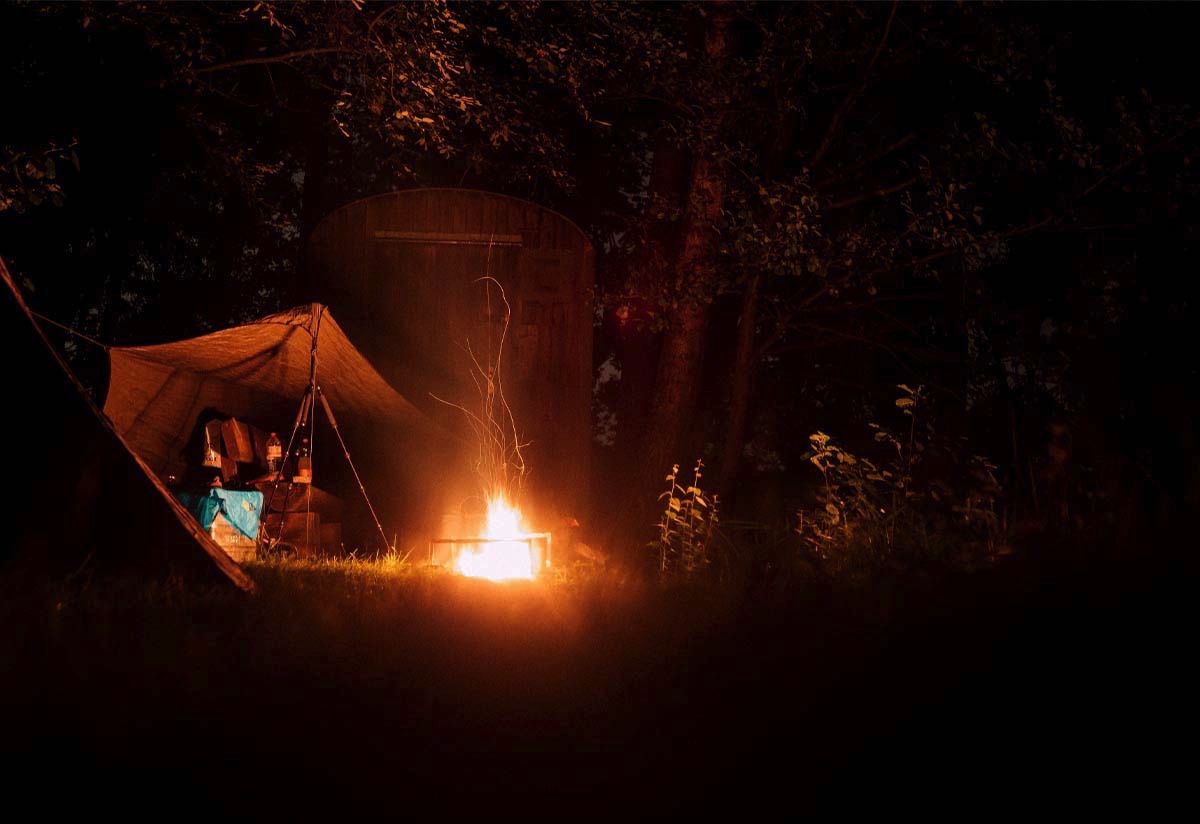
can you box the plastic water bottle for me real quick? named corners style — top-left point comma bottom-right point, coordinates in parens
top-left (266, 432), bottom-right (282, 475)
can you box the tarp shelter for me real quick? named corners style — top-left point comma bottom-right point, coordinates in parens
top-left (102, 301), bottom-right (457, 556)
top-left (1, 257), bottom-right (254, 591)
top-left (104, 303), bottom-right (436, 480)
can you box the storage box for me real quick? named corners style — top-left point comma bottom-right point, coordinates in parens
top-left (320, 522), bottom-right (342, 556)
top-left (263, 511), bottom-right (321, 558)
top-left (210, 511), bottom-right (258, 563)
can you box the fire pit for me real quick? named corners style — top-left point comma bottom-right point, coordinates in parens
top-left (429, 533), bottom-right (552, 581)
top-left (429, 496), bottom-right (551, 581)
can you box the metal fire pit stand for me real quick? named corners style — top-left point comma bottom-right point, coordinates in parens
top-left (429, 532), bottom-right (552, 573)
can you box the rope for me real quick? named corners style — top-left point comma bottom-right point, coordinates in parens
top-left (251, 305), bottom-right (389, 555)
top-left (319, 387), bottom-right (392, 552)
top-left (30, 310), bottom-right (109, 350)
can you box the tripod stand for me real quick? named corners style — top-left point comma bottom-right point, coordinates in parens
top-left (258, 307), bottom-right (391, 556)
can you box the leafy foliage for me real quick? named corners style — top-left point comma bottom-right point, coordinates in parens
top-left (0, 141), bottom-right (76, 215)
top-left (1, 1), bottom-right (1196, 566)
top-left (800, 385), bottom-right (1004, 580)
top-left (655, 459), bottom-right (720, 578)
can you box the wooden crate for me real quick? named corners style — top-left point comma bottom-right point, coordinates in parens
top-left (263, 511), bottom-right (321, 559)
top-left (320, 522), bottom-right (342, 556)
top-left (210, 511), bottom-right (258, 563)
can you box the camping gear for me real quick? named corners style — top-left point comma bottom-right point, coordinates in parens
top-left (293, 437), bottom-right (312, 484)
top-left (263, 512), bottom-right (321, 558)
top-left (103, 303), bottom-right (437, 480)
top-left (220, 418), bottom-right (256, 464)
top-left (103, 302), bottom-right (454, 556)
top-left (254, 479), bottom-right (343, 556)
top-left (203, 421), bottom-right (223, 468)
top-left (266, 432), bottom-right (282, 474)
top-left (175, 488), bottom-right (264, 543)
top-left (175, 488), bottom-right (264, 563)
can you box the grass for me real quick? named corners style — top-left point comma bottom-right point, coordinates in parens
top-left (2, 549), bottom-right (1193, 817)
top-left (4, 557), bottom-right (743, 816)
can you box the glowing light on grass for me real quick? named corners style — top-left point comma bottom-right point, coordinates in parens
top-left (454, 495), bottom-right (535, 581)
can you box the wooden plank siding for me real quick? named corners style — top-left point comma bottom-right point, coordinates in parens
top-left (308, 189), bottom-right (595, 528)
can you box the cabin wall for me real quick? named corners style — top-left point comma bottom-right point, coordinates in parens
top-left (309, 189), bottom-right (594, 529)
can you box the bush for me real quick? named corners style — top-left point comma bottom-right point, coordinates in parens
top-left (655, 459), bottom-right (720, 578)
top-left (800, 384), bottom-right (1005, 580)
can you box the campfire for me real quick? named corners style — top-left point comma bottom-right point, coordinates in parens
top-left (455, 495), bottom-right (534, 581)
top-left (427, 276), bottom-right (551, 581)
top-left (431, 495), bottom-right (552, 582)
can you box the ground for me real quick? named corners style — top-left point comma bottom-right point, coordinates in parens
top-left (1, 553), bottom-right (1193, 817)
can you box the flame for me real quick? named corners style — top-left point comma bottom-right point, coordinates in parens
top-left (454, 495), bottom-right (534, 581)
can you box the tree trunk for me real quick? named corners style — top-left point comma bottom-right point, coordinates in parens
top-left (716, 106), bottom-right (797, 499)
top-left (297, 114), bottom-right (330, 298)
top-left (718, 270), bottom-right (761, 497)
top-left (614, 146), bottom-right (727, 561)
top-left (610, 9), bottom-right (731, 561)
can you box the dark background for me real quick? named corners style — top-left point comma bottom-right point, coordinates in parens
top-left (1, 3), bottom-right (1195, 547)
top-left (1, 2), bottom-right (1197, 814)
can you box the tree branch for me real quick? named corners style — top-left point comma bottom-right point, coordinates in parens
top-left (815, 131), bottom-right (916, 190)
top-left (829, 176), bottom-right (917, 210)
top-left (754, 212), bottom-right (1058, 360)
top-left (806, 0), bottom-right (899, 172)
top-left (195, 47), bottom-right (356, 74)
top-left (768, 322), bottom-right (968, 404)
top-left (1075, 115), bottom-right (1200, 200)
top-left (368, 5), bottom-right (398, 32)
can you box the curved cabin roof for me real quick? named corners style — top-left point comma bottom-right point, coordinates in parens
top-left (310, 188), bottom-right (594, 256)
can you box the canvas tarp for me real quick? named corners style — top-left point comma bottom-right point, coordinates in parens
top-left (104, 304), bottom-right (438, 477)
top-left (176, 488), bottom-right (264, 540)
top-left (0, 257), bottom-right (254, 591)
